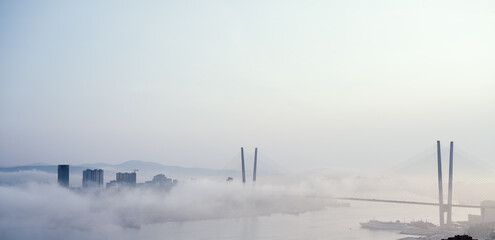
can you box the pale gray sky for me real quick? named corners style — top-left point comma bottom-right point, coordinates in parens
top-left (1, 0), bottom-right (494, 171)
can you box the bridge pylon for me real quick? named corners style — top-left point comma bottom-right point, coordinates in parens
top-left (437, 140), bottom-right (455, 227)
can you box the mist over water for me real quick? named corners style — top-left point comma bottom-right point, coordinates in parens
top-left (1, 168), bottom-right (491, 240)
top-left (0, 177), bottom-right (341, 240)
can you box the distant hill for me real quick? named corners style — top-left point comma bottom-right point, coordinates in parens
top-left (0, 160), bottom-right (238, 177)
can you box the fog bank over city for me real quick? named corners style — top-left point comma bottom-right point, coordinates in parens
top-left (2, 153), bottom-right (495, 239)
top-left (0, 179), bottom-right (340, 240)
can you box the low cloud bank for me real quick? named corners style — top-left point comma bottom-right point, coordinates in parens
top-left (1, 169), bottom-right (493, 240)
top-left (0, 170), bottom-right (56, 185)
top-left (0, 179), bottom-right (341, 240)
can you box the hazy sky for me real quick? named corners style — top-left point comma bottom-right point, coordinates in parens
top-left (1, 0), bottom-right (494, 171)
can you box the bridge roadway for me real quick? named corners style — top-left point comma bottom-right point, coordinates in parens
top-left (336, 197), bottom-right (495, 209)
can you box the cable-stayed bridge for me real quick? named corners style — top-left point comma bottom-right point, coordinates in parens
top-left (336, 141), bottom-right (495, 227)
top-left (335, 141), bottom-right (495, 227)
top-left (228, 142), bottom-right (495, 227)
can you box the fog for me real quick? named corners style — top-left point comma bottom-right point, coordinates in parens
top-left (0, 170), bottom-right (55, 185)
top-left (1, 0), bottom-right (494, 239)
top-left (2, 168), bottom-right (494, 240)
top-left (0, 177), bottom-right (342, 240)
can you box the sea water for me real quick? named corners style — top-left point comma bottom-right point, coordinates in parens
top-left (121, 201), bottom-right (479, 240)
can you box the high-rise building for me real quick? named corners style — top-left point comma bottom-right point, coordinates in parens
top-left (107, 172), bottom-right (137, 188)
top-left (116, 172), bottom-right (136, 186)
top-left (144, 174), bottom-right (177, 188)
top-left (58, 165), bottom-right (69, 188)
top-left (82, 169), bottom-right (104, 188)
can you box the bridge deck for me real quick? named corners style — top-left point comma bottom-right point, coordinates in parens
top-left (336, 197), bottom-right (494, 209)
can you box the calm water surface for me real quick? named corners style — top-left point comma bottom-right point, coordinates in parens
top-left (126, 201), bottom-right (479, 240)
